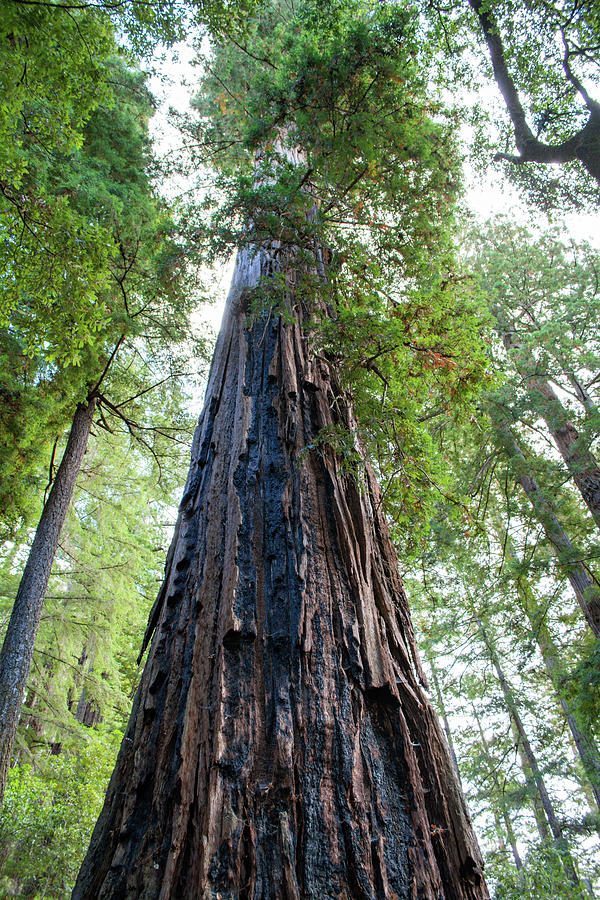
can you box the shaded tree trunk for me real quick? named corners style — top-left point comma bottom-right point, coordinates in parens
top-left (495, 422), bottom-right (600, 636)
top-left (0, 395), bottom-right (96, 806)
top-left (75, 646), bottom-right (103, 729)
top-left (73, 243), bottom-right (488, 900)
top-left (471, 705), bottom-right (523, 871)
top-left (499, 325), bottom-right (600, 529)
top-left (477, 620), bottom-right (580, 886)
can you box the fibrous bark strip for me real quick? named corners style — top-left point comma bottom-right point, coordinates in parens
top-left (74, 245), bottom-right (488, 900)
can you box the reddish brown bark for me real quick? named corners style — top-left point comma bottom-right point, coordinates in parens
top-left (73, 247), bottom-right (488, 899)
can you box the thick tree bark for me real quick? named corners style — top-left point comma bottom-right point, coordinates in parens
top-left (495, 423), bottom-right (600, 636)
top-left (73, 244), bottom-right (488, 900)
top-left (0, 395), bottom-right (96, 806)
top-left (499, 326), bottom-right (600, 530)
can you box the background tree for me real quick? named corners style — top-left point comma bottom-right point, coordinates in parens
top-left (424, 0), bottom-right (600, 206)
top-left (0, 49), bottom-right (208, 807)
top-left (0, 406), bottom-right (195, 896)
top-left (401, 218), bottom-right (600, 894)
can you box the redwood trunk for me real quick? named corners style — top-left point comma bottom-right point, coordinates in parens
top-left (73, 248), bottom-right (488, 900)
top-left (496, 423), bottom-right (600, 636)
top-left (0, 395), bottom-right (96, 805)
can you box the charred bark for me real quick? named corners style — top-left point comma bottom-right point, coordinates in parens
top-left (0, 395), bottom-right (96, 806)
top-left (73, 245), bottom-right (488, 900)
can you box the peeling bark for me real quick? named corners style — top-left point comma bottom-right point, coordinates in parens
top-left (73, 245), bottom-right (488, 900)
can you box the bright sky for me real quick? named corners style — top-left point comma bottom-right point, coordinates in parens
top-left (148, 41), bottom-right (600, 364)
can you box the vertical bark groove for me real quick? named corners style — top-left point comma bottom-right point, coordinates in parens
top-left (74, 249), bottom-right (488, 900)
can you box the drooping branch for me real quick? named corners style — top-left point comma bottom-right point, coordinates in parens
top-left (468, 0), bottom-right (600, 183)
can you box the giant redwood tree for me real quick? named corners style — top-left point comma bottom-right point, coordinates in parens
top-left (74, 3), bottom-right (490, 896)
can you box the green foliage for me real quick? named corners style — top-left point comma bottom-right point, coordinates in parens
top-left (571, 639), bottom-right (600, 729)
top-left (0, 3), bottom-right (116, 361)
top-left (184, 0), bottom-right (493, 547)
top-left (0, 371), bottom-right (196, 894)
top-left (404, 216), bottom-right (600, 894)
top-left (0, 0), bottom-right (252, 368)
top-left (468, 219), bottom-right (600, 401)
top-left (314, 247), bottom-right (491, 550)
top-left (0, 51), bottom-right (202, 535)
top-left (424, 0), bottom-right (600, 206)
top-left (491, 842), bottom-right (590, 900)
top-left (0, 728), bottom-right (120, 898)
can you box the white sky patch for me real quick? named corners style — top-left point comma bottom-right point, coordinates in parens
top-left (146, 38), bottom-right (600, 416)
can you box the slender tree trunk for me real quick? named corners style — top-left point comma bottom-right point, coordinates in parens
top-left (73, 242), bottom-right (488, 899)
top-left (495, 423), bottom-right (600, 635)
top-left (498, 531), bottom-right (600, 814)
top-left (519, 741), bottom-right (553, 844)
top-left (427, 651), bottom-right (462, 784)
top-left (0, 395), bottom-right (96, 806)
top-left (499, 326), bottom-right (600, 529)
top-left (75, 646), bottom-right (103, 728)
top-left (477, 620), bottom-right (580, 886)
top-left (471, 705), bottom-right (523, 871)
